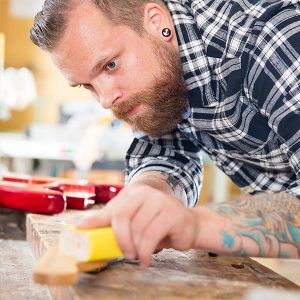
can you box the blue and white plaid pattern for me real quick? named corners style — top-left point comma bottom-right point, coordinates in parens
top-left (126, 0), bottom-right (300, 206)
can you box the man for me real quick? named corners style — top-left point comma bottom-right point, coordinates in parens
top-left (30, 0), bottom-right (300, 267)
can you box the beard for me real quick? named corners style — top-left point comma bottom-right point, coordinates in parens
top-left (112, 37), bottom-right (188, 137)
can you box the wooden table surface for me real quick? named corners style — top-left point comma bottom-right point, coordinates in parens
top-left (0, 208), bottom-right (51, 300)
top-left (25, 205), bottom-right (300, 300)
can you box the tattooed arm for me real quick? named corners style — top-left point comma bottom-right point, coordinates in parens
top-left (194, 195), bottom-right (300, 258)
top-left (140, 170), bottom-right (300, 258)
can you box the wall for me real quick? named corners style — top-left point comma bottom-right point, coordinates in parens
top-left (0, 0), bottom-right (91, 129)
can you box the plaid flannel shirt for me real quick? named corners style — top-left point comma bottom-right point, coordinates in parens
top-left (125, 0), bottom-right (300, 207)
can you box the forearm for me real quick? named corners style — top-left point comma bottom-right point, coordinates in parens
top-left (194, 196), bottom-right (300, 258)
top-left (127, 171), bottom-right (187, 204)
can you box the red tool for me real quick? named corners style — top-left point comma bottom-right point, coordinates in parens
top-left (2, 174), bottom-right (54, 185)
top-left (94, 183), bottom-right (123, 203)
top-left (46, 182), bottom-right (96, 210)
top-left (0, 174), bottom-right (124, 214)
top-left (0, 181), bottom-right (66, 214)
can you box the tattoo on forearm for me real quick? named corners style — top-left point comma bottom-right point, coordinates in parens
top-left (165, 173), bottom-right (186, 199)
top-left (149, 172), bottom-right (185, 198)
top-left (207, 194), bottom-right (300, 258)
top-left (165, 174), bottom-right (179, 192)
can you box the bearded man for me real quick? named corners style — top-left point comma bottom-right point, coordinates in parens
top-left (30, 0), bottom-right (300, 266)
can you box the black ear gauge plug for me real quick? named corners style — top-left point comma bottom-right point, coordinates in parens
top-left (162, 28), bottom-right (171, 37)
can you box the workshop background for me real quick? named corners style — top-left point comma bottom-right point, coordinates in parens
top-left (0, 0), bottom-right (299, 286)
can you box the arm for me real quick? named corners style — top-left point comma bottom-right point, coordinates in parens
top-left (194, 195), bottom-right (300, 258)
top-left (77, 176), bottom-right (300, 265)
top-left (125, 128), bottom-right (203, 207)
top-left (128, 170), bottom-right (187, 203)
top-left (135, 173), bottom-right (300, 259)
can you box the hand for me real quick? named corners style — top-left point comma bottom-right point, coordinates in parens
top-left (76, 184), bottom-right (200, 266)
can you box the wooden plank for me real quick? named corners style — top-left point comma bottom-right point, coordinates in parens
top-left (0, 208), bottom-right (51, 300)
top-left (26, 206), bottom-right (299, 300)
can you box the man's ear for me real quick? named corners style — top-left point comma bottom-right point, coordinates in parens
top-left (143, 3), bottom-right (174, 41)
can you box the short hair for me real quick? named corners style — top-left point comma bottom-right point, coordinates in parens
top-left (29, 0), bottom-right (168, 50)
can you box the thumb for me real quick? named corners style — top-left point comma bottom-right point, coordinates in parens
top-left (74, 207), bottom-right (112, 229)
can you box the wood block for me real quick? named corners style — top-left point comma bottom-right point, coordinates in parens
top-left (33, 226), bottom-right (123, 285)
top-left (26, 209), bottom-right (300, 300)
top-left (33, 245), bottom-right (108, 285)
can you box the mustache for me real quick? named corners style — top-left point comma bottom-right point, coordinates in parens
top-left (112, 73), bottom-right (186, 118)
top-left (112, 94), bottom-right (142, 117)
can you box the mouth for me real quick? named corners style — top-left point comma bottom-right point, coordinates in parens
top-left (126, 104), bottom-right (142, 117)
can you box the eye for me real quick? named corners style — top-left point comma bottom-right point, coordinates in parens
top-left (82, 84), bottom-right (93, 90)
top-left (106, 59), bottom-right (117, 70)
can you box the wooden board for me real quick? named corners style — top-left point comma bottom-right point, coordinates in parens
top-left (26, 205), bottom-right (300, 300)
top-left (0, 208), bottom-right (51, 300)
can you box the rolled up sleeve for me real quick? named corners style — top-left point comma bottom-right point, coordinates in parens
top-left (125, 128), bottom-right (203, 207)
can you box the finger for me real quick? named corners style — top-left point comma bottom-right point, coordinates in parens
top-left (109, 193), bottom-right (145, 260)
top-left (73, 189), bottom-right (127, 229)
top-left (130, 197), bottom-right (162, 251)
top-left (75, 206), bottom-right (112, 228)
top-left (156, 239), bottom-right (171, 251)
top-left (137, 211), bottom-right (172, 267)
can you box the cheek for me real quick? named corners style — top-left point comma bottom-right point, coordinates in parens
top-left (90, 90), bottom-right (99, 102)
top-left (123, 52), bottom-right (157, 89)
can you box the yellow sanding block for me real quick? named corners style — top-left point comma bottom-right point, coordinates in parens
top-left (59, 226), bottom-right (123, 261)
top-left (33, 226), bottom-right (123, 285)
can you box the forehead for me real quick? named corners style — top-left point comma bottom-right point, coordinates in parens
top-left (49, 1), bottom-right (122, 81)
top-left (54, 1), bottom-right (114, 58)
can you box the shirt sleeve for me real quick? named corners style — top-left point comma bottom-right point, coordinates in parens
top-left (125, 125), bottom-right (203, 207)
top-left (281, 84), bottom-right (300, 197)
top-left (265, 81), bottom-right (300, 197)
top-left (250, 7), bottom-right (300, 197)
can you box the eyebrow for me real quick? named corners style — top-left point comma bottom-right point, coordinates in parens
top-left (69, 56), bottom-right (108, 87)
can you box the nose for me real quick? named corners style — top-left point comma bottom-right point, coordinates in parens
top-left (98, 93), bottom-right (118, 109)
top-left (92, 79), bottom-right (120, 109)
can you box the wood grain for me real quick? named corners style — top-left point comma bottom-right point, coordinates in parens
top-left (26, 202), bottom-right (300, 300)
top-left (0, 208), bottom-right (51, 300)
top-left (33, 245), bottom-right (108, 285)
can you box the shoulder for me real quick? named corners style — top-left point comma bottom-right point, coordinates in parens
top-left (246, 5), bottom-right (300, 111)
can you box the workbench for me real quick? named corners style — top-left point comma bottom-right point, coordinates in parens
top-left (1, 196), bottom-right (300, 300)
top-left (0, 208), bottom-right (51, 300)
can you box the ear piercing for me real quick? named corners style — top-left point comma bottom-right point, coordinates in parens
top-left (162, 28), bottom-right (171, 37)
